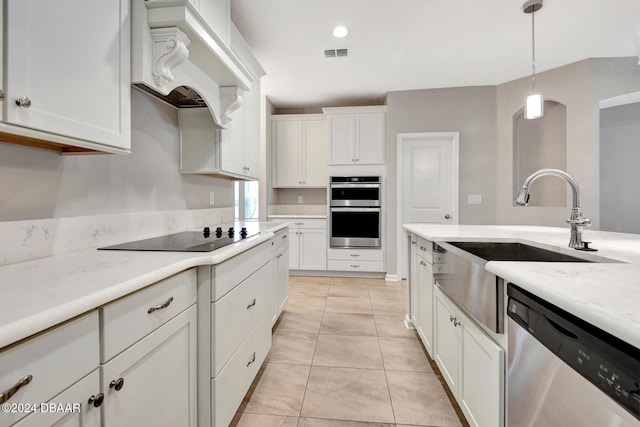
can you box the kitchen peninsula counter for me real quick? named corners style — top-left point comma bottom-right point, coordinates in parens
top-left (403, 224), bottom-right (640, 349)
top-left (0, 221), bottom-right (288, 349)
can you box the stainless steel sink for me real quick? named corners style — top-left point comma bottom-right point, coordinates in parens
top-left (446, 242), bottom-right (592, 263)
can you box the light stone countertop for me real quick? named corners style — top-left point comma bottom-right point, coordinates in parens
top-left (268, 214), bottom-right (327, 219)
top-left (403, 224), bottom-right (640, 349)
top-left (0, 221), bottom-right (287, 349)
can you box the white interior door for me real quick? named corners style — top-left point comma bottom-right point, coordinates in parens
top-left (397, 132), bottom-right (459, 278)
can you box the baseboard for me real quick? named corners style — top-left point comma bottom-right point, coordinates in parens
top-left (385, 273), bottom-right (402, 282)
top-left (404, 314), bottom-right (416, 329)
top-left (290, 270), bottom-right (385, 279)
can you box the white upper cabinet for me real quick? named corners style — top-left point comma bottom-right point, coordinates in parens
top-left (1, 0), bottom-right (131, 153)
top-left (323, 106), bottom-right (386, 165)
top-left (272, 114), bottom-right (327, 188)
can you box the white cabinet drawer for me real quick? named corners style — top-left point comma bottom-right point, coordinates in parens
top-left (327, 259), bottom-right (384, 272)
top-left (100, 269), bottom-right (197, 362)
top-left (416, 237), bottom-right (433, 263)
top-left (0, 312), bottom-right (99, 426)
top-left (212, 260), bottom-right (275, 376)
top-left (212, 240), bottom-right (272, 301)
top-left (288, 218), bottom-right (326, 229)
top-left (271, 228), bottom-right (289, 254)
top-left (212, 311), bottom-right (272, 427)
top-left (328, 248), bottom-right (383, 261)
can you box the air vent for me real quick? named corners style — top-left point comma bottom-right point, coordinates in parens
top-left (324, 49), bottom-right (348, 58)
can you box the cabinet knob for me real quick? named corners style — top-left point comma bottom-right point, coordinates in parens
top-left (246, 298), bottom-right (257, 309)
top-left (449, 315), bottom-right (455, 322)
top-left (453, 319), bottom-right (461, 327)
top-left (15, 96), bottom-right (31, 108)
top-left (0, 90), bottom-right (5, 101)
top-left (110, 377), bottom-right (125, 391)
top-left (88, 393), bottom-right (104, 408)
top-left (445, 214), bottom-right (451, 220)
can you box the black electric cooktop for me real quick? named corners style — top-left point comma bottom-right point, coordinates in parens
top-left (99, 226), bottom-right (259, 252)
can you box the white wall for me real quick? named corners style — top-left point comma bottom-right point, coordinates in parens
top-left (0, 90), bottom-right (234, 221)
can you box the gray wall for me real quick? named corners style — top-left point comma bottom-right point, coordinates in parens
top-left (274, 188), bottom-right (327, 205)
top-left (385, 86), bottom-right (498, 275)
top-left (0, 89), bottom-right (234, 221)
top-left (600, 102), bottom-right (640, 233)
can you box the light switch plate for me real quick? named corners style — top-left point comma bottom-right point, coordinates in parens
top-left (297, 195), bottom-right (303, 204)
top-left (468, 194), bottom-right (482, 205)
top-left (209, 191), bottom-right (215, 205)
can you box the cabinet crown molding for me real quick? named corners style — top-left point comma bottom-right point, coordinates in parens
top-left (322, 105), bottom-right (388, 115)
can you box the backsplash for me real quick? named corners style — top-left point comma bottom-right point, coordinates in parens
top-left (0, 207), bottom-right (234, 266)
top-left (268, 204), bottom-right (327, 216)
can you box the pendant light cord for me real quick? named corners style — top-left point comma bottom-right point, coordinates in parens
top-left (531, 10), bottom-right (536, 93)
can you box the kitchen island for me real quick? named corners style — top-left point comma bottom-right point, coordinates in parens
top-left (403, 224), bottom-right (640, 427)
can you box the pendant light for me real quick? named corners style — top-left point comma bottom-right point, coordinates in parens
top-left (523, 0), bottom-right (543, 119)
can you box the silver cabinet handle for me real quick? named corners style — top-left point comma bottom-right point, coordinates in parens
top-left (350, 265), bottom-right (360, 268)
top-left (294, 222), bottom-right (304, 225)
top-left (246, 352), bottom-right (256, 367)
top-left (453, 319), bottom-right (461, 327)
top-left (246, 298), bottom-right (257, 309)
top-left (350, 254), bottom-right (360, 257)
top-left (449, 315), bottom-right (455, 322)
top-left (15, 96), bottom-right (31, 108)
top-left (420, 260), bottom-right (427, 267)
top-left (283, 235), bottom-right (287, 239)
top-left (110, 377), bottom-right (125, 391)
top-left (147, 296), bottom-right (174, 314)
top-left (419, 246), bottom-right (427, 251)
top-left (0, 375), bottom-right (33, 404)
top-left (0, 90), bottom-right (5, 101)
top-left (445, 214), bottom-right (451, 220)
top-left (88, 393), bottom-right (104, 408)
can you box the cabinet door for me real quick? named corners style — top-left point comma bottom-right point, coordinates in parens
top-left (220, 103), bottom-right (245, 176)
top-left (276, 247), bottom-right (290, 314)
top-left (327, 115), bottom-right (355, 164)
top-left (289, 230), bottom-right (300, 269)
top-left (14, 370), bottom-right (101, 427)
top-left (434, 289), bottom-right (460, 395)
top-left (303, 120), bottom-right (327, 187)
top-left (102, 307), bottom-right (196, 427)
top-left (355, 113), bottom-right (384, 164)
top-left (274, 120), bottom-right (303, 187)
top-left (4, 0), bottom-right (130, 150)
top-left (243, 81), bottom-right (261, 179)
top-left (417, 258), bottom-right (434, 356)
top-left (409, 237), bottom-right (419, 326)
top-left (459, 317), bottom-right (505, 427)
top-left (299, 229), bottom-right (327, 270)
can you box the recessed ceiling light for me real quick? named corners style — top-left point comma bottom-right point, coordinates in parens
top-left (333, 26), bottom-right (348, 38)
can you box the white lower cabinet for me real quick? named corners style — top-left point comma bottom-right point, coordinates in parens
top-left (100, 269), bottom-right (198, 427)
top-left (416, 256), bottom-right (434, 355)
top-left (434, 287), bottom-right (504, 427)
top-left (14, 370), bottom-right (102, 427)
top-left (101, 307), bottom-right (197, 427)
top-left (326, 248), bottom-right (384, 273)
top-left (274, 247), bottom-right (290, 324)
top-left (287, 219), bottom-right (327, 271)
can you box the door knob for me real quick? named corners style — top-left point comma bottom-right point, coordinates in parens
top-left (444, 214), bottom-right (451, 220)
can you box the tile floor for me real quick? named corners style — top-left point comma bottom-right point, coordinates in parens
top-left (231, 276), bottom-right (467, 427)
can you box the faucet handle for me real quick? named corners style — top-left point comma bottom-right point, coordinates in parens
top-left (576, 241), bottom-right (598, 252)
top-left (566, 217), bottom-right (592, 227)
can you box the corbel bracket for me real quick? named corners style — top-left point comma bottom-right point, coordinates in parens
top-left (151, 27), bottom-right (191, 88)
top-left (220, 87), bottom-right (244, 125)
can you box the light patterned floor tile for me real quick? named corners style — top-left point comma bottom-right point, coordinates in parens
top-left (242, 363), bottom-right (310, 417)
top-left (378, 337), bottom-right (433, 372)
top-left (230, 413), bottom-right (298, 427)
top-left (313, 334), bottom-right (383, 369)
top-left (325, 296), bottom-right (372, 314)
top-left (320, 312), bottom-right (377, 336)
top-left (268, 331), bottom-right (318, 365)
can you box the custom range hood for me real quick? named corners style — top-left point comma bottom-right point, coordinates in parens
top-left (131, 0), bottom-right (264, 126)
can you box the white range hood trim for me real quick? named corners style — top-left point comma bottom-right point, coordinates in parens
top-left (131, 0), bottom-right (255, 127)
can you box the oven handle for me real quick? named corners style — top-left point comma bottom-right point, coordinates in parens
top-left (330, 184), bottom-right (381, 189)
top-left (330, 207), bottom-right (381, 212)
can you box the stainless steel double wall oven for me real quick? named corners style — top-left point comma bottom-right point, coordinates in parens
top-left (329, 176), bottom-right (381, 248)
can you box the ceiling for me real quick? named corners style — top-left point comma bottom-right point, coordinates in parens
top-left (230, 0), bottom-right (640, 109)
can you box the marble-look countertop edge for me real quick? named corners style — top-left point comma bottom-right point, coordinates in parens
top-left (268, 214), bottom-right (327, 219)
top-left (0, 223), bottom-right (285, 349)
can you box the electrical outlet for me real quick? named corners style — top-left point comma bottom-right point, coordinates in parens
top-left (209, 191), bottom-right (215, 206)
top-left (468, 194), bottom-right (482, 205)
top-left (297, 195), bottom-right (303, 204)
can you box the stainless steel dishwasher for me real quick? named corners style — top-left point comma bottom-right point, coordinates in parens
top-left (507, 284), bottom-right (640, 426)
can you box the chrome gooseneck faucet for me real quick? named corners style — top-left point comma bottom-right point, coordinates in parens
top-left (514, 168), bottom-right (595, 250)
